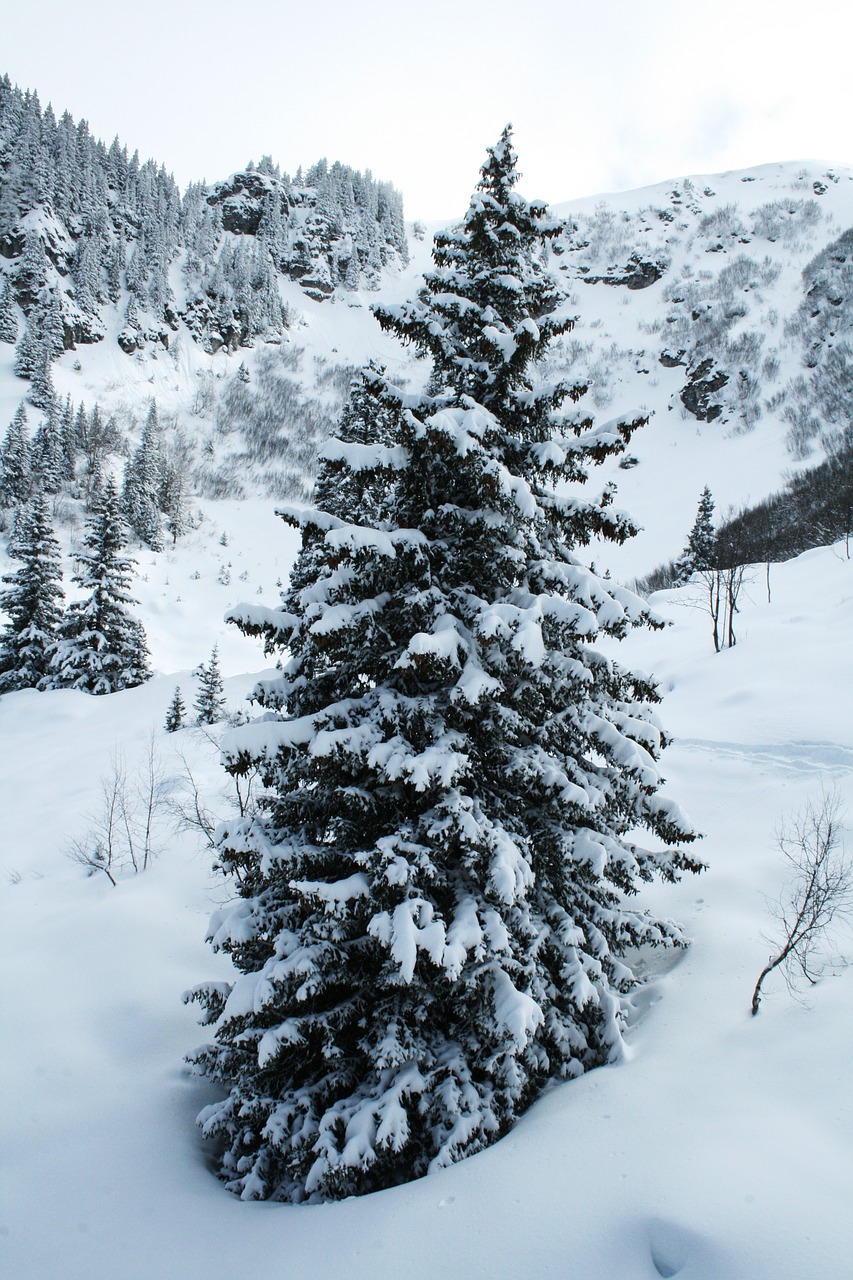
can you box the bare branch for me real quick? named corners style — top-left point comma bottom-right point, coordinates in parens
top-left (164, 748), bottom-right (219, 849)
top-left (752, 789), bottom-right (852, 1015)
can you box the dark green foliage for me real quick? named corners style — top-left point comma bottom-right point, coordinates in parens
top-left (51, 477), bottom-right (150, 694)
top-left (676, 486), bottom-right (716, 581)
top-left (0, 489), bottom-right (64, 692)
top-left (29, 408), bottom-right (64, 495)
top-left (194, 644), bottom-right (226, 724)
top-left (122, 401), bottom-right (163, 549)
top-left (165, 686), bottom-right (186, 732)
top-left (716, 427), bottom-right (853, 564)
top-left (0, 275), bottom-right (17, 344)
top-left (1, 404), bottom-right (31, 508)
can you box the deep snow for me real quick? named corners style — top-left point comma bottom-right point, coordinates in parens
top-left (2, 528), bottom-right (850, 1280)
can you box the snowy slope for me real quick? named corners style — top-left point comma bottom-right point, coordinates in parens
top-left (7, 160), bottom-right (851, 584)
top-left (1, 162), bottom-right (853, 1279)
top-left (1, 536), bottom-right (851, 1280)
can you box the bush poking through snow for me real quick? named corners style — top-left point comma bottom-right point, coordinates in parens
top-left (66, 733), bottom-right (166, 884)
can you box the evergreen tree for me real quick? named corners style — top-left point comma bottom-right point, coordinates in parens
top-left (14, 323), bottom-right (38, 379)
top-left (159, 459), bottom-right (187, 544)
top-left (51, 477), bottom-right (150, 694)
top-left (29, 405), bottom-right (64, 495)
top-left (28, 340), bottom-right (56, 412)
top-left (122, 400), bottom-right (163, 549)
top-left (165, 685), bottom-right (186, 732)
top-left (0, 275), bottom-right (18, 344)
top-left (59, 394), bottom-right (77, 482)
top-left (1, 404), bottom-right (31, 508)
top-left (78, 403), bottom-right (120, 502)
top-left (194, 643), bottom-right (226, 723)
top-left (186, 129), bottom-right (700, 1202)
top-left (0, 489), bottom-right (64, 692)
top-left (676, 486), bottom-right (716, 582)
top-left (40, 293), bottom-right (67, 360)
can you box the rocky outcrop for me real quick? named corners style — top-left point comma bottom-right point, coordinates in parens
top-left (206, 171), bottom-right (287, 235)
top-left (580, 254), bottom-right (665, 290)
top-left (680, 358), bottom-right (729, 421)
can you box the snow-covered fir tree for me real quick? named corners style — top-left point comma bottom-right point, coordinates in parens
top-left (194, 643), bottom-right (226, 724)
top-left (28, 342), bottom-right (56, 412)
top-left (122, 401), bottom-right (163, 549)
top-left (185, 128), bottom-right (700, 1203)
top-left (1, 404), bottom-right (31, 508)
top-left (13, 324), bottom-right (38, 379)
top-left (29, 406), bottom-right (64, 496)
top-left (0, 275), bottom-right (18, 344)
top-left (51, 477), bottom-right (150, 694)
top-left (0, 488), bottom-right (64, 692)
top-left (677, 486), bottom-right (716, 582)
top-left (165, 685), bottom-right (186, 732)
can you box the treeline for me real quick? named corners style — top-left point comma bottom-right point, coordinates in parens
top-left (714, 428), bottom-right (853, 564)
top-left (636, 429), bottom-right (853, 598)
top-left (0, 394), bottom-right (191, 550)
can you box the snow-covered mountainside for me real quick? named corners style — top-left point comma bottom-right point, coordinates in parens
top-left (2, 66), bottom-right (851, 570)
top-left (5, 76), bottom-right (851, 573)
top-left (1, 78), bottom-right (852, 1279)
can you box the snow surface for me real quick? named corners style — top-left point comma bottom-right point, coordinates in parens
top-left (2, 164), bottom-right (853, 1279)
top-left (2, 539), bottom-right (851, 1279)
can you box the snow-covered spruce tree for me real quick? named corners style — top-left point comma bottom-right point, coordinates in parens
top-left (0, 275), bottom-right (18, 345)
top-left (122, 401), bottom-right (163, 550)
top-left (1, 404), bottom-right (31, 509)
top-left (29, 406), bottom-right (64, 496)
top-left (186, 128), bottom-right (700, 1202)
top-left (0, 489), bottom-right (64, 693)
top-left (51, 477), bottom-right (150, 694)
top-left (165, 685), bottom-right (186, 732)
top-left (676, 485), bottom-right (716, 583)
top-left (28, 342), bottom-right (56, 412)
top-left (194, 643), bottom-right (226, 724)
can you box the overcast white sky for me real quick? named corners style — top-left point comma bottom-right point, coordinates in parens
top-left (5, 0), bottom-right (853, 220)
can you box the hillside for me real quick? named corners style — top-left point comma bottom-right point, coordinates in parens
top-left (4, 82), bottom-right (852, 576)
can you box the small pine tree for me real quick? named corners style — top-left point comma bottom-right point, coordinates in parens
top-left (1, 404), bottom-right (31, 508)
top-left (0, 275), bottom-right (18, 344)
top-left (28, 341), bottom-right (56, 412)
top-left (14, 324), bottom-right (38, 379)
top-left (677, 486), bottom-right (716, 582)
top-left (160, 461), bottom-right (187, 544)
top-left (165, 685), bottom-right (186, 732)
top-left (59, 394), bottom-right (76, 482)
top-left (194, 644), bottom-right (226, 724)
top-left (40, 294), bottom-right (66, 360)
top-left (51, 477), bottom-right (150, 694)
top-left (0, 489), bottom-right (64, 692)
top-left (29, 406), bottom-right (64, 496)
top-left (123, 400), bottom-right (163, 550)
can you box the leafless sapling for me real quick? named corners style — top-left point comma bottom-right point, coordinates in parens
top-left (751, 789), bottom-right (852, 1015)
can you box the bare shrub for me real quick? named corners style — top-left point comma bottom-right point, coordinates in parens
top-left (66, 732), bottom-right (166, 884)
top-left (166, 724), bottom-right (261, 858)
top-left (752, 790), bottom-right (852, 1015)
